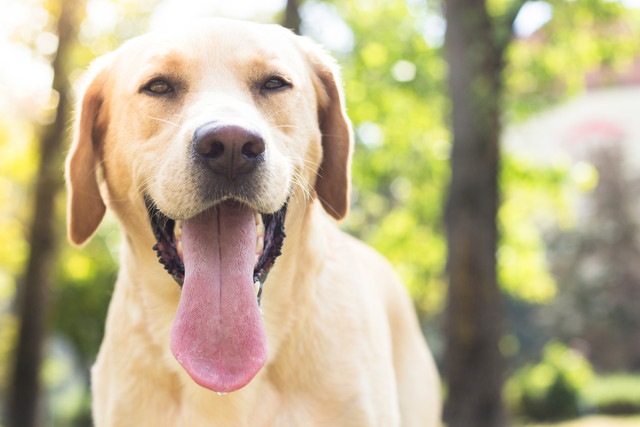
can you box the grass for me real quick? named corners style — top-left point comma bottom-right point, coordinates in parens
top-left (526, 415), bottom-right (640, 426)
top-left (581, 375), bottom-right (640, 415)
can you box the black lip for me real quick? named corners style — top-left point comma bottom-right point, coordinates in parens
top-left (146, 198), bottom-right (185, 284)
top-left (144, 196), bottom-right (286, 301)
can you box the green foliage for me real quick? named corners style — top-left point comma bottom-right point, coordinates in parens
top-left (0, 117), bottom-right (37, 395)
top-left (2, 0), bottom-right (640, 422)
top-left (581, 374), bottom-right (640, 415)
top-left (331, 0), bottom-right (449, 313)
top-left (52, 218), bottom-right (119, 367)
top-left (0, 0), bottom-right (153, 420)
top-left (329, 0), bottom-right (640, 313)
top-left (0, 119), bottom-right (36, 277)
top-left (498, 155), bottom-right (574, 303)
top-left (505, 0), bottom-right (640, 120)
top-left (506, 341), bottom-right (594, 421)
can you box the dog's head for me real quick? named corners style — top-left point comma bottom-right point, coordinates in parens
top-left (67, 19), bottom-right (352, 243)
top-left (65, 19), bottom-right (352, 393)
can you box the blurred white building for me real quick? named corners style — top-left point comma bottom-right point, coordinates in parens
top-left (504, 60), bottom-right (640, 173)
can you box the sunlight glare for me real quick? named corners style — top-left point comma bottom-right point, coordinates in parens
top-left (513, 1), bottom-right (553, 38)
top-left (150, 0), bottom-right (285, 28)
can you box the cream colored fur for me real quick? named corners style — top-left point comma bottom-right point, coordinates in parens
top-left (66, 19), bottom-right (440, 427)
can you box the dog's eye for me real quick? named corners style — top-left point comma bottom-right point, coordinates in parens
top-left (143, 79), bottom-right (174, 96)
top-left (262, 77), bottom-right (291, 91)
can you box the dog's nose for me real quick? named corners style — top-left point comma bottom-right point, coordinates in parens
top-left (192, 122), bottom-right (266, 179)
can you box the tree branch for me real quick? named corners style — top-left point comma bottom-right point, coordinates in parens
top-left (494, 0), bottom-right (528, 51)
top-left (282, 0), bottom-right (301, 34)
top-left (492, 0), bottom-right (528, 73)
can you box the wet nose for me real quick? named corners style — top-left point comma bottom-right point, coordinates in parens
top-left (192, 122), bottom-right (266, 179)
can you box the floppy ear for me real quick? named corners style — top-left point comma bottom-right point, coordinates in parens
top-left (299, 37), bottom-right (353, 220)
top-left (65, 62), bottom-right (110, 246)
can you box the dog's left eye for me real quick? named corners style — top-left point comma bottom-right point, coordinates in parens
top-left (262, 77), bottom-right (291, 91)
top-left (142, 79), bottom-right (174, 96)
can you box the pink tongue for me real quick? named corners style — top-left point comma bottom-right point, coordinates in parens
top-left (170, 202), bottom-right (267, 393)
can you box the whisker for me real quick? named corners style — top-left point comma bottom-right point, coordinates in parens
top-left (291, 157), bottom-right (322, 178)
top-left (315, 193), bottom-right (342, 218)
top-left (264, 108), bottom-right (292, 121)
top-left (291, 170), bottom-right (313, 203)
top-left (300, 158), bottom-right (322, 169)
top-left (147, 116), bottom-right (182, 128)
top-left (273, 124), bottom-right (299, 130)
top-left (134, 177), bottom-right (155, 203)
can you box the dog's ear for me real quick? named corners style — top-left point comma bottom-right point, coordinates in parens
top-left (65, 59), bottom-right (110, 246)
top-left (298, 36), bottom-right (353, 220)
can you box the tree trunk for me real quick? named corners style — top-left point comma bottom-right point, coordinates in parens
top-left (6, 1), bottom-right (81, 426)
top-left (442, 0), bottom-right (507, 425)
top-left (282, 0), bottom-right (301, 34)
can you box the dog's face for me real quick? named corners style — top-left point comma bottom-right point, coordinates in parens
top-left (68, 19), bottom-right (351, 236)
top-left (65, 19), bottom-right (352, 393)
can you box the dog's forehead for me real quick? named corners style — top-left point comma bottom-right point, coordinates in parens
top-left (116, 20), bottom-right (304, 77)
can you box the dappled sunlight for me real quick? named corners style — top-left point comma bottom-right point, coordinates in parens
top-left (2, 0), bottom-right (640, 425)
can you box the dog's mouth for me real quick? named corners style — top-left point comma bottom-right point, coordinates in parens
top-left (146, 196), bottom-right (286, 302)
top-left (144, 196), bottom-right (286, 393)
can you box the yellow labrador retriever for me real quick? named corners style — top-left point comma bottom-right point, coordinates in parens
top-left (66, 18), bottom-right (440, 427)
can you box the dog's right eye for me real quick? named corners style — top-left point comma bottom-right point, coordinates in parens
top-left (142, 79), bottom-right (174, 96)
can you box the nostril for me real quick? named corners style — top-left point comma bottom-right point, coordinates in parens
top-left (241, 139), bottom-right (265, 161)
top-left (208, 141), bottom-right (225, 159)
top-left (194, 139), bottom-right (225, 159)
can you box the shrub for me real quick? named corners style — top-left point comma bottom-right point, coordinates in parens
top-left (581, 374), bottom-right (640, 415)
top-left (506, 341), bottom-right (594, 421)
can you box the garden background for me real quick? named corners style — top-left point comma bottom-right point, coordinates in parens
top-left (1, 0), bottom-right (640, 425)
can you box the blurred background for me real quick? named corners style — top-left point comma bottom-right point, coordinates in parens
top-left (1, 0), bottom-right (640, 426)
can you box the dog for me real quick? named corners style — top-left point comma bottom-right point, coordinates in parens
top-left (66, 18), bottom-right (440, 426)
